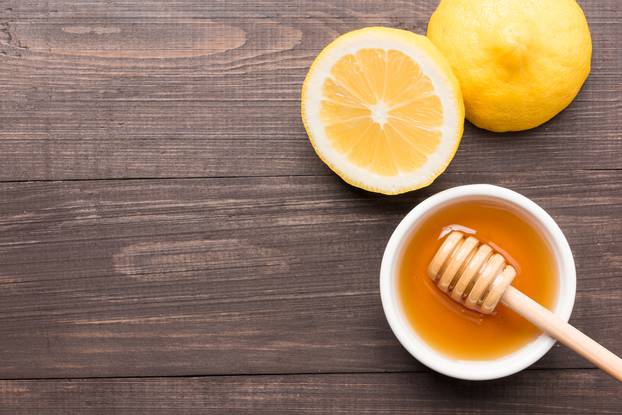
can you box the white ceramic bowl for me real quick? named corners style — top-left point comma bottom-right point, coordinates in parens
top-left (380, 184), bottom-right (576, 380)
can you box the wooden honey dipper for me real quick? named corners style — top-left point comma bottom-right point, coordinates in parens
top-left (428, 230), bottom-right (622, 382)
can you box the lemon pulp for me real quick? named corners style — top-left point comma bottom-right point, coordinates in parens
top-left (321, 49), bottom-right (443, 176)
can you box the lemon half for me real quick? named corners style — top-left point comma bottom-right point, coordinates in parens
top-left (301, 27), bottom-right (464, 195)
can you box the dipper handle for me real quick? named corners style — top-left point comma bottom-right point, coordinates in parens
top-left (502, 285), bottom-right (622, 383)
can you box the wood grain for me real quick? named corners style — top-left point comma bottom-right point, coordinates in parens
top-left (0, 2), bottom-right (620, 180)
top-left (0, 172), bottom-right (620, 379)
top-left (1, 0), bottom-right (620, 19)
top-left (0, 370), bottom-right (620, 414)
top-left (0, 0), bottom-right (621, 411)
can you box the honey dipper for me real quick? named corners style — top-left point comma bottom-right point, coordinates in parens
top-left (428, 230), bottom-right (622, 382)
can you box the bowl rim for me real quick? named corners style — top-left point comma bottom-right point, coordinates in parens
top-left (379, 184), bottom-right (576, 380)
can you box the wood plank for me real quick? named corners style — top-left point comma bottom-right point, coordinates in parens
top-left (2, 0), bottom-right (619, 19)
top-left (0, 172), bottom-right (620, 378)
top-left (0, 3), bottom-right (620, 180)
top-left (0, 370), bottom-right (620, 414)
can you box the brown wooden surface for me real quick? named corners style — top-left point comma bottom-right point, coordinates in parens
top-left (0, 3), bottom-right (620, 180)
top-left (0, 0), bottom-right (621, 413)
top-left (0, 370), bottom-right (619, 415)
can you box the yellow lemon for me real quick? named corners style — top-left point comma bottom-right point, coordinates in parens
top-left (427, 0), bottom-right (591, 132)
top-left (301, 27), bottom-right (464, 195)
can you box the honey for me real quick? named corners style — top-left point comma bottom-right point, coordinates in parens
top-left (398, 199), bottom-right (558, 360)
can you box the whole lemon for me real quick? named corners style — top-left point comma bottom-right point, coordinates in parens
top-left (427, 0), bottom-right (592, 132)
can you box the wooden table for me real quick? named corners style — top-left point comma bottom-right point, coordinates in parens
top-left (0, 1), bottom-right (620, 413)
